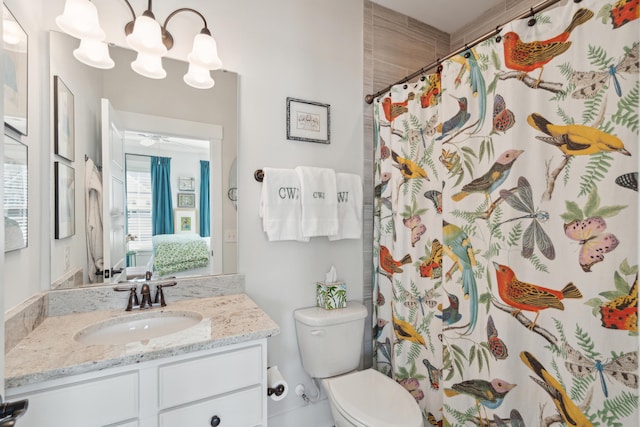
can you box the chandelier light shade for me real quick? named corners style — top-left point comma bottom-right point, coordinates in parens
top-left (55, 0), bottom-right (105, 41)
top-left (3, 20), bottom-right (22, 45)
top-left (126, 11), bottom-right (167, 56)
top-left (187, 30), bottom-right (222, 70)
top-left (73, 39), bottom-right (115, 69)
top-left (55, 0), bottom-right (222, 89)
top-left (183, 63), bottom-right (215, 89)
top-left (131, 52), bottom-right (167, 79)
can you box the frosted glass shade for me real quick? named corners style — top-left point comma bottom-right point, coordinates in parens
top-left (3, 20), bottom-right (22, 45)
top-left (187, 33), bottom-right (222, 70)
top-left (131, 52), bottom-right (166, 79)
top-left (73, 39), bottom-right (114, 69)
top-left (183, 63), bottom-right (214, 89)
top-left (56, 0), bottom-right (105, 40)
top-left (126, 13), bottom-right (167, 56)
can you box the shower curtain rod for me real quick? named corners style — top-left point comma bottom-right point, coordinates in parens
top-left (364, 0), bottom-right (569, 104)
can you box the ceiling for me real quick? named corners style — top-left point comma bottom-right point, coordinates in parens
top-left (369, 0), bottom-right (505, 33)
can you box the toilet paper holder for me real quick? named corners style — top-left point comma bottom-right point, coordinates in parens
top-left (266, 365), bottom-right (288, 400)
top-left (267, 384), bottom-right (286, 397)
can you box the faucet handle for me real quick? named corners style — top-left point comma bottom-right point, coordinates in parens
top-left (114, 285), bottom-right (139, 311)
top-left (154, 282), bottom-right (177, 307)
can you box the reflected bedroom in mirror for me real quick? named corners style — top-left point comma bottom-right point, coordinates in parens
top-left (49, 30), bottom-right (238, 289)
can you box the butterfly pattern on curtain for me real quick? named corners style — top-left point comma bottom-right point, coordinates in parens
top-left (373, 0), bottom-right (638, 425)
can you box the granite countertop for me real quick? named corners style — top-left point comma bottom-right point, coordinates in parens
top-left (5, 293), bottom-right (280, 389)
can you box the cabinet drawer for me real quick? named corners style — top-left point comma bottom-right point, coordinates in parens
top-left (159, 386), bottom-right (262, 427)
top-left (9, 372), bottom-right (138, 427)
top-left (159, 345), bottom-right (262, 409)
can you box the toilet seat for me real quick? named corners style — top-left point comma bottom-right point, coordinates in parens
top-left (324, 369), bottom-right (422, 427)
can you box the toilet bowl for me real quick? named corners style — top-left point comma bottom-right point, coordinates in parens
top-left (322, 369), bottom-right (422, 427)
top-left (294, 303), bottom-right (422, 427)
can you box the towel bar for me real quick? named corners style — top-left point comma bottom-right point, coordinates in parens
top-left (254, 169), bottom-right (264, 182)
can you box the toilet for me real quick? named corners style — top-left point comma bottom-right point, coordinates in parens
top-left (294, 302), bottom-right (422, 427)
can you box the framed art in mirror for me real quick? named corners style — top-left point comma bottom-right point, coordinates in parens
top-left (54, 161), bottom-right (75, 239)
top-left (178, 176), bottom-right (195, 191)
top-left (3, 5), bottom-right (28, 136)
top-left (177, 192), bottom-right (196, 208)
top-left (175, 208), bottom-right (197, 234)
top-left (3, 133), bottom-right (28, 251)
top-left (286, 97), bottom-right (330, 144)
top-left (54, 75), bottom-right (75, 161)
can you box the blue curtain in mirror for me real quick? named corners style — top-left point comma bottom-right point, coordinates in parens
top-left (151, 156), bottom-right (174, 235)
top-left (199, 160), bottom-right (210, 237)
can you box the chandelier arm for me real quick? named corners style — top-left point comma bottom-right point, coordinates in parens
top-left (163, 8), bottom-right (209, 32)
top-left (120, 0), bottom-right (137, 21)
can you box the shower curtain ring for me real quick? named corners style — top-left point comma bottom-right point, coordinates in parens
top-left (463, 45), bottom-right (470, 58)
top-left (528, 8), bottom-right (537, 26)
top-left (495, 26), bottom-right (502, 42)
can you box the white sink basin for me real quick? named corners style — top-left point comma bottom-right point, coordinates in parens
top-left (74, 310), bottom-right (203, 345)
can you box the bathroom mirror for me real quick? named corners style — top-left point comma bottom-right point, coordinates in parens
top-left (3, 132), bottom-right (28, 252)
top-left (49, 31), bottom-right (238, 288)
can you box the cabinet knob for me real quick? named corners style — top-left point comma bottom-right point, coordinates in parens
top-left (210, 415), bottom-right (221, 426)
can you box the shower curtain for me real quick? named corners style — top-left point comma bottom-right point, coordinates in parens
top-left (373, 1), bottom-right (638, 425)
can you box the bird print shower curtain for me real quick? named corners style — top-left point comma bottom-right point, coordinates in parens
top-left (373, 0), bottom-right (638, 425)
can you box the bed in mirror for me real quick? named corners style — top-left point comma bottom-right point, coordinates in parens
top-left (49, 30), bottom-right (238, 288)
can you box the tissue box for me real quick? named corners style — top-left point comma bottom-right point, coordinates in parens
top-left (316, 282), bottom-right (347, 309)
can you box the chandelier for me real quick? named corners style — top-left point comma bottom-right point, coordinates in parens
top-left (55, 0), bottom-right (222, 89)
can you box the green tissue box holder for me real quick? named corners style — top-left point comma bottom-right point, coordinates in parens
top-left (316, 282), bottom-right (347, 309)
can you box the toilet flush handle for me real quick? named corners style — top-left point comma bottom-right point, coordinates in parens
top-left (311, 329), bottom-right (325, 336)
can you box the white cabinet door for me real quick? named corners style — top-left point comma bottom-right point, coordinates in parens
top-left (9, 372), bottom-right (138, 427)
top-left (158, 386), bottom-right (262, 427)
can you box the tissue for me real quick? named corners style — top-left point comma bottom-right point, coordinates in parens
top-left (316, 265), bottom-right (347, 309)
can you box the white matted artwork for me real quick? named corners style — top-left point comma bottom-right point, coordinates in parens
top-left (178, 176), bottom-right (195, 191)
top-left (174, 208), bottom-right (197, 234)
top-left (54, 75), bottom-right (75, 161)
top-left (55, 162), bottom-right (75, 239)
top-left (177, 192), bottom-right (195, 208)
top-left (286, 97), bottom-right (330, 144)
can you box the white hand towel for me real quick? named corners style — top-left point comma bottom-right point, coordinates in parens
top-left (329, 173), bottom-right (363, 240)
top-left (295, 166), bottom-right (338, 237)
top-left (259, 167), bottom-right (309, 242)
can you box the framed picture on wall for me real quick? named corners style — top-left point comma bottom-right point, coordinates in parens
top-left (286, 97), bottom-right (330, 144)
top-left (174, 208), bottom-right (197, 234)
top-left (177, 192), bottom-right (196, 208)
top-left (54, 75), bottom-right (75, 161)
top-left (55, 162), bottom-right (75, 239)
top-left (3, 4), bottom-right (28, 136)
top-left (178, 177), bottom-right (195, 191)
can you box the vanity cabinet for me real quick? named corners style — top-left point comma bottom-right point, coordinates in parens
top-left (6, 339), bottom-right (267, 427)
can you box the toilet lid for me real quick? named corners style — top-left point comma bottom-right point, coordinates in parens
top-left (326, 369), bottom-right (422, 427)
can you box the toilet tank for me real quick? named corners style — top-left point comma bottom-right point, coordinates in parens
top-left (294, 302), bottom-right (368, 378)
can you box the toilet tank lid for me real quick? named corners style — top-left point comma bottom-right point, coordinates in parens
top-left (294, 302), bottom-right (367, 326)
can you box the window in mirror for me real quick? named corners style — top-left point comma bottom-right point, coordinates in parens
top-left (4, 132), bottom-right (28, 251)
top-left (125, 154), bottom-right (152, 255)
